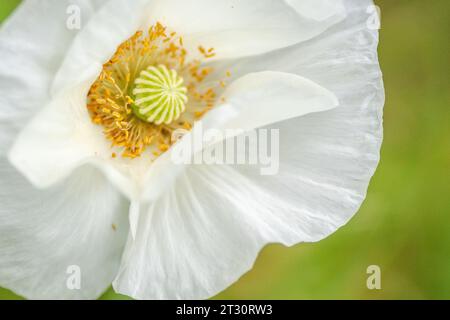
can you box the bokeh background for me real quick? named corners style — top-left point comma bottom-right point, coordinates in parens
top-left (0, 0), bottom-right (448, 300)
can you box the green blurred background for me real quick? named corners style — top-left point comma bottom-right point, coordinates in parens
top-left (0, 0), bottom-right (448, 300)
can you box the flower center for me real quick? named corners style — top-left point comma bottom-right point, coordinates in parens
top-left (86, 22), bottom-right (229, 159)
top-left (132, 65), bottom-right (188, 125)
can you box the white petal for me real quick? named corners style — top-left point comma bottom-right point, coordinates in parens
top-left (285, 0), bottom-right (345, 21)
top-left (146, 0), bottom-right (346, 60)
top-left (113, 160), bottom-right (364, 300)
top-left (0, 0), bottom-right (127, 300)
top-left (15, 0), bottom-right (341, 200)
top-left (113, 0), bottom-right (384, 300)
top-left (7, 80), bottom-right (148, 200)
top-left (8, 83), bottom-right (97, 189)
top-left (215, 71), bottom-right (338, 131)
top-left (23, 0), bottom-right (182, 198)
top-left (0, 160), bottom-right (129, 299)
top-left (51, 0), bottom-right (151, 94)
top-left (140, 72), bottom-right (338, 203)
top-left (113, 169), bottom-right (268, 300)
top-left (0, 0), bottom-right (102, 152)
top-left (53, 0), bottom-right (346, 93)
top-left (10, 66), bottom-right (336, 205)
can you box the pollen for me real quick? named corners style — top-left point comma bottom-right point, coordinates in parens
top-left (87, 22), bottom-right (226, 158)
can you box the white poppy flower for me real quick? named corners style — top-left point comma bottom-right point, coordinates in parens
top-left (0, 0), bottom-right (384, 300)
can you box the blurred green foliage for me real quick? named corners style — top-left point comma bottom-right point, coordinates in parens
top-left (0, 0), bottom-right (449, 300)
top-left (0, 0), bottom-right (20, 22)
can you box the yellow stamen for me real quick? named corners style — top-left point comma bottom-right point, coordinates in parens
top-left (86, 23), bottom-right (224, 158)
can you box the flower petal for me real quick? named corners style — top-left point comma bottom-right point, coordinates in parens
top-left (285, 0), bottom-right (345, 21)
top-left (8, 83), bottom-right (98, 189)
top-left (0, 0), bottom-right (103, 152)
top-left (6, 2), bottom-right (170, 199)
top-left (0, 0), bottom-right (128, 300)
top-left (7, 80), bottom-right (150, 201)
top-left (212, 71), bottom-right (338, 131)
top-left (113, 0), bottom-right (384, 300)
top-left (139, 72), bottom-right (338, 204)
top-left (0, 159), bottom-right (129, 299)
top-left (51, 0), bottom-right (151, 94)
top-left (113, 158), bottom-right (365, 300)
top-left (53, 0), bottom-right (346, 94)
top-left (113, 169), bottom-right (272, 300)
top-left (26, 0), bottom-right (340, 200)
top-left (147, 0), bottom-right (346, 60)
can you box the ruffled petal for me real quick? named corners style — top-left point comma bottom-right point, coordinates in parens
top-left (0, 0), bottom-right (103, 152)
top-left (140, 72), bottom-right (338, 203)
top-left (113, 0), bottom-right (384, 300)
top-left (113, 168), bottom-right (272, 300)
top-left (113, 160), bottom-right (361, 300)
top-left (22, 0), bottom-right (342, 199)
top-left (285, 0), bottom-right (345, 21)
top-left (51, 0), bottom-right (151, 94)
top-left (0, 160), bottom-right (128, 299)
top-left (213, 71), bottom-right (338, 131)
top-left (146, 0), bottom-right (346, 60)
top-left (52, 0), bottom-right (346, 93)
top-left (7, 79), bottom-right (156, 202)
top-left (6, 0), bottom-right (165, 199)
top-left (0, 0), bottom-right (128, 300)
top-left (8, 83), bottom-right (100, 189)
